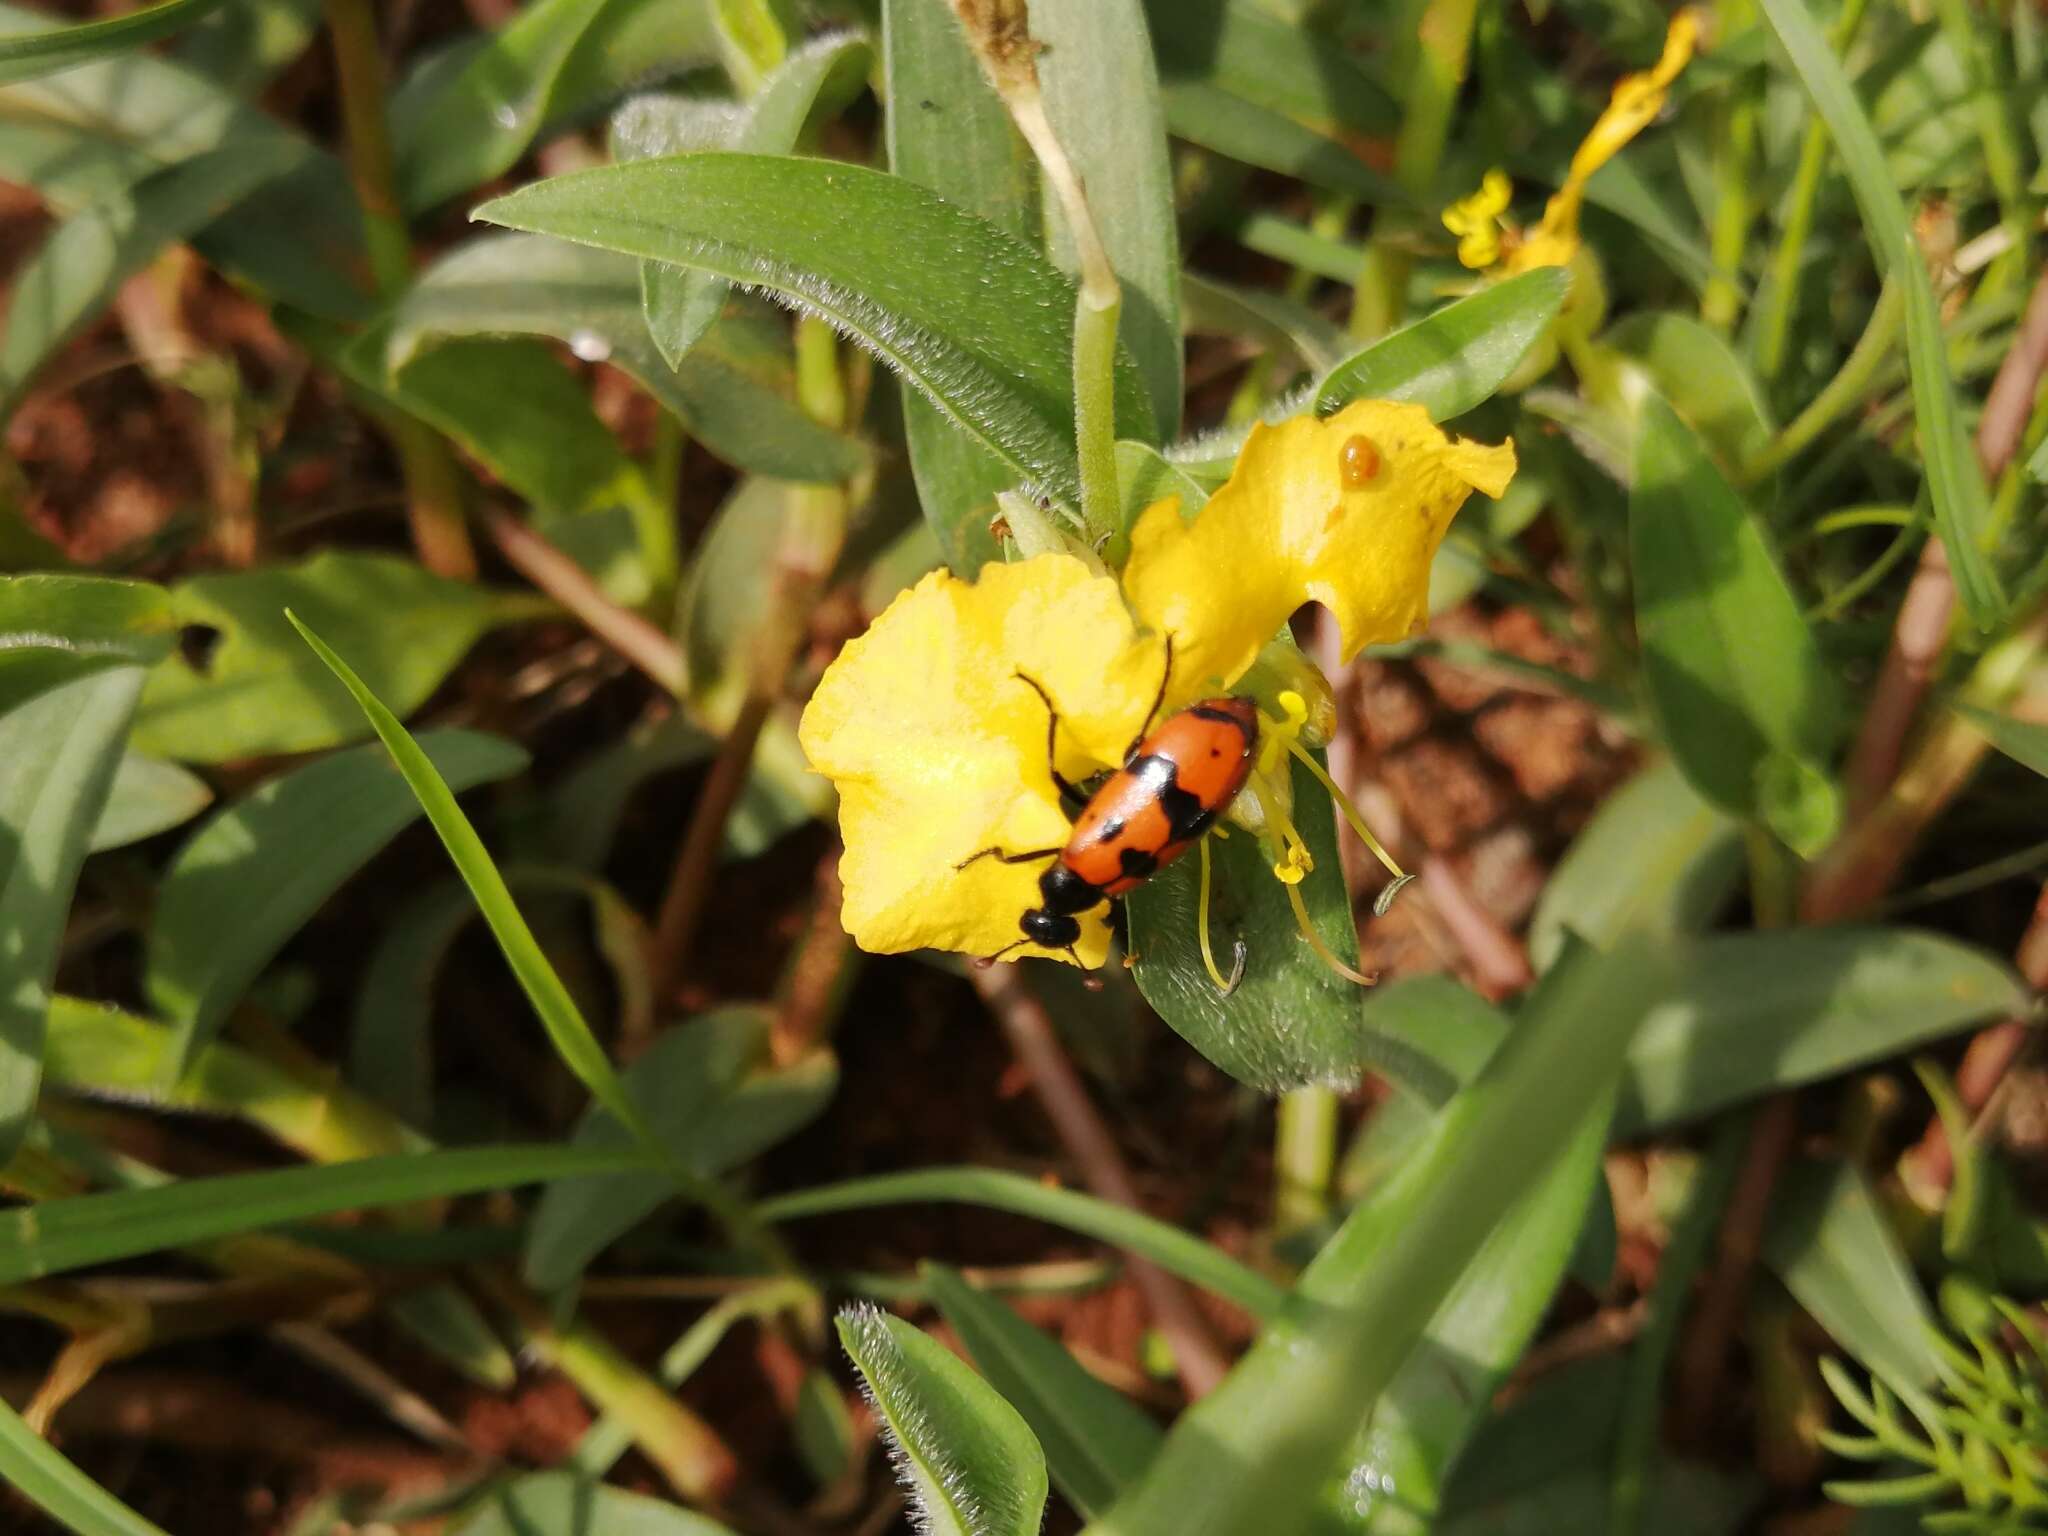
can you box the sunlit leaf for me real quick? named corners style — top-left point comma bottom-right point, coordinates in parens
top-left (837, 1305), bottom-right (1049, 1536)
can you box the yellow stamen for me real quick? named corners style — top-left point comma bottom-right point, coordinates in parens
top-left (1282, 880), bottom-right (1377, 987)
top-left (1196, 837), bottom-right (1245, 995)
top-left (1286, 738), bottom-right (1407, 884)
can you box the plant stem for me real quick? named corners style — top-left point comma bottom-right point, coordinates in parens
top-left (971, 962), bottom-right (1230, 1398)
top-left (1754, 0), bottom-right (1872, 382)
top-left (480, 1265), bottom-right (740, 1503)
top-left (1702, 5), bottom-right (1759, 335)
top-left (1072, 285), bottom-right (1124, 543)
top-left (483, 510), bottom-right (687, 695)
top-left (1272, 1088), bottom-right (1339, 1240)
top-left (651, 317), bottom-right (849, 996)
top-left (323, 0), bottom-right (475, 580)
top-left (1351, 0), bottom-right (1481, 339)
top-left (1742, 279), bottom-right (1903, 483)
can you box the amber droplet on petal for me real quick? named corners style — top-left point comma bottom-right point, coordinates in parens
top-left (1339, 434), bottom-right (1381, 487)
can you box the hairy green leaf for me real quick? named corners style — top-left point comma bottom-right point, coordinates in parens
top-left (475, 154), bottom-right (1155, 508)
top-left (837, 1305), bottom-right (1049, 1536)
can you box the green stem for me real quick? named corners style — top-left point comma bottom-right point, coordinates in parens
top-left (1742, 278), bottom-right (1904, 482)
top-left (1074, 286), bottom-right (1123, 544)
top-left (1272, 1087), bottom-right (1339, 1239)
top-left (1351, 0), bottom-right (1482, 339)
top-left (1702, 7), bottom-right (1760, 335)
top-left (1754, 0), bottom-right (1873, 381)
top-left (323, 0), bottom-right (475, 580)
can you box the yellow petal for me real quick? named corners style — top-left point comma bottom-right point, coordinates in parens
top-left (798, 555), bottom-right (1163, 966)
top-left (1123, 401), bottom-right (1516, 687)
top-left (1442, 168), bottom-right (1513, 271)
top-left (1507, 9), bottom-right (1700, 274)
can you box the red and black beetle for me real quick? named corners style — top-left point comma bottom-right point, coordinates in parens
top-left (960, 643), bottom-right (1259, 967)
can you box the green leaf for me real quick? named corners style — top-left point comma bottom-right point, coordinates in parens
top-left (1182, 271), bottom-right (1349, 378)
top-left (1339, 1083), bottom-right (1614, 1528)
top-left (87, 753), bottom-right (213, 852)
top-left (1620, 927), bottom-right (2024, 1131)
top-left (1764, 1159), bottom-right (1944, 1397)
top-left (390, 0), bottom-right (614, 213)
top-left (1114, 441), bottom-right (1209, 544)
top-left (525, 1008), bottom-right (837, 1291)
top-left (0, 137), bottom-right (298, 416)
top-left (0, 0), bottom-right (227, 86)
top-left (0, 1142), bottom-right (654, 1285)
top-left (1953, 703), bottom-right (2048, 778)
top-left (168, 0), bottom-right (322, 91)
top-left (0, 1393), bottom-right (171, 1536)
top-left (1604, 310), bottom-right (1775, 472)
top-left (538, 714), bottom-right (715, 870)
top-left (922, 1263), bottom-right (1164, 1519)
top-left (882, 0), bottom-right (1035, 572)
top-left (347, 878), bottom-right (479, 1125)
top-left (390, 232), bottom-right (867, 485)
top-left (0, 573), bottom-right (172, 715)
top-left (1630, 394), bottom-right (1838, 824)
top-left (1089, 938), bottom-right (1668, 1536)
top-left (0, 15), bottom-right (368, 319)
top-left (622, 30), bottom-right (872, 368)
top-left (1033, 0), bottom-right (1181, 434)
top-left (1128, 750), bottom-right (1441, 1096)
top-left (1143, 0), bottom-right (1395, 142)
top-left (448, 1471), bottom-right (739, 1536)
top-left (1529, 759), bottom-right (1742, 971)
top-left (0, 666), bottom-right (143, 1164)
top-left (131, 552), bottom-right (541, 763)
top-left (1160, 78), bottom-right (1406, 206)
top-left (836, 1305), bottom-right (1049, 1536)
top-left (1753, 0), bottom-right (2002, 627)
top-left (1336, 977), bottom-right (1503, 1200)
top-left (145, 729), bottom-right (530, 1080)
top-left (759, 1168), bottom-right (1284, 1319)
top-left (288, 616), bottom-right (678, 1183)
top-left (1315, 268), bottom-right (1571, 419)
top-left (474, 153), bottom-right (1156, 509)
top-left (388, 1283), bottom-right (518, 1391)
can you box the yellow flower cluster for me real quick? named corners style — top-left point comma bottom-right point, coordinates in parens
top-left (1445, 10), bottom-right (1700, 276)
top-left (799, 402), bottom-right (1515, 969)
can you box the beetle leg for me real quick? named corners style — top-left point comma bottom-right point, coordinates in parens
top-left (955, 844), bottom-right (1063, 871)
top-left (1013, 671), bottom-right (1088, 810)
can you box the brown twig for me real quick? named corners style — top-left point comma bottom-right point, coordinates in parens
top-left (484, 509), bottom-right (687, 695)
top-left (1903, 879), bottom-right (2048, 1193)
top-left (1418, 858), bottom-right (1535, 999)
top-left (651, 693), bottom-right (777, 1000)
top-left (772, 855), bottom-right (857, 1065)
top-left (1671, 1094), bottom-right (1799, 1447)
top-left (969, 962), bottom-right (1232, 1397)
top-left (1841, 268), bottom-right (2048, 818)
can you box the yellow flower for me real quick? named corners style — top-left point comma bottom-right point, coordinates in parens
top-left (797, 555), bottom-right (1163, 968)
top-left (800, 401), bottom-right (1515, 973)
top-left (1121, 400), bottom-right (1516, 699)
top-left (1446, 9), bottom-right (1700, 275)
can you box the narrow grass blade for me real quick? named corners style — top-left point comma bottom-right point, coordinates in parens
top-left (0, 1143), bottom-right (653, 1285)
top-left (149, 730), bottom-right (529, 1080)
top-left (758, 1168), bottom-right (1284, 1319)
top-left (286, 614), bottom-right (667, 1172)
top-left (1752, 0), bottom-right (2002, 627)
top-left (0, 1394), bottom-right (171, 1536)
top-left (0, 0), bottom-right (226, 86)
